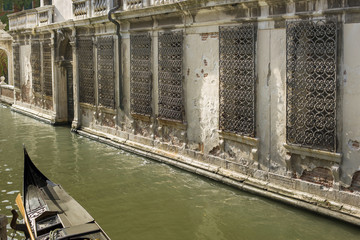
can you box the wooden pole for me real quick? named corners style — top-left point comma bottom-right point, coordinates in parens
top-left (0, 214), bottom-right (8, 240)
top-left (15, 193), bottom-right (35, 240)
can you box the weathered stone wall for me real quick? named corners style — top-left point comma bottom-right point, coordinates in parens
top-left (7, 0), bottom-right (360, 224)
top-left (0, 25), bottom-right (14, 104)
top-left (341, 23), bottom-right (360, 186)
top-left (10, 33), bottom-right (56, 123)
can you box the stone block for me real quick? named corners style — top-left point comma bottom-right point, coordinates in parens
top-left (268, 173), bottom-right (295, 189)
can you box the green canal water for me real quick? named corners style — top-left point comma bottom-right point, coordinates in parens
top-left (0, 104), bottom-right (359, 240)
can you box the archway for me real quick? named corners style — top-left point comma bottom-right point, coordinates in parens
top-left (0, 49), bottom-right (8, 84)
top-left (56, 30), bottom-right (73, 123)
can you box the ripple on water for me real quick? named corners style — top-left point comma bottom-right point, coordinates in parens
top-left (6, 190), bottom-right (20, 195)
top-left (2, 104), bottom-right (360, 240)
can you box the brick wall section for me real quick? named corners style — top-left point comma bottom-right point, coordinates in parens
top-left (1, 88), bottom-right (13, 99)
top-left (350, 171), bottom-right (360, 191)
top-left (300, 167), bottom-right (333, 188)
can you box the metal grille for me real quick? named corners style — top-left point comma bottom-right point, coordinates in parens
top-left (43, 39), bottom-right (52, 96)
top-left (97, 36), bottom-right (115, 109)
top-left (31, 41), bottom-right (41, 93)
top-left (328, 0), bottom-right (342, 8)
top-left (130, 33), bottom-right (152, 116)
top-left (67, 66), bottom-right (74, 121)
top-left (78, 37), bottom-right (95, 105)
top-left (219, 24), bottom-right (256, 137)
top-left (286, 20), bottom-right (337, 152)
top-left (158, 31), bottom-right (183, 121)
top-left (13, 45), bottom-right (20, 88)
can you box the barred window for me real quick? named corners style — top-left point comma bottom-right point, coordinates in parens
top-left (13, 45), bottom-right (20, 88)
top-left (219, 24), bottom-right (256, 137)
top-left (97, 36), bottom-right (115, 109)
top-left (31, 41), bottom-right (41, 93)
top-left (78, 38), bottom-right (95, 105)
top-left (130, 33), bottom-right (152, 116)
top-left (286, 20), bottom-right (337, 152)
top-left (43, 39), bottom-right (52, 97)
top-left (158, 31), bottom-right (183, 122)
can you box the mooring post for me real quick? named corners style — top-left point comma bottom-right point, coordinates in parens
top-left (0, 214), bottom-right (7, 240)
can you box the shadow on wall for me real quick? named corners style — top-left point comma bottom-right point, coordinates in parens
top-left (342, 171), bottom-right (360, 193)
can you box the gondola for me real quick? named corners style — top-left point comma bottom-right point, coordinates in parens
top-left (13, 147), bottom-right (111, 240)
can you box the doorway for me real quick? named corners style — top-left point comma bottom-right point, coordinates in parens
top-left (57, 31), bottom-right (74, 124)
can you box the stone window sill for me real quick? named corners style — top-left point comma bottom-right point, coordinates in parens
top-left (132, 113), bottom-right (151, 122)
top-left (79, 102), bottom-right (96, 110)
top-left (219, 131), bottom-right (259, 147)
top-left (158, 118), bottom-right (187, 130)
top-left (283, 143), bottom-right (342, 163)
top-left (98, 106), bottom-right (116, 114)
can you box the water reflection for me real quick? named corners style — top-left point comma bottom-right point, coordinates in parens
top-left (1, 104), bottom-right (360, 240)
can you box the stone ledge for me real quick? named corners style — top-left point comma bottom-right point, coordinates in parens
top-left (77, 128), bottom-right (360, 226)
top-left (11, 104), bottom-right (55, 124)
top-left (158, 118), bottom-right (187, 130)
top-left (0, 84), bottom-right (14, 90)
top-left (0, 95), bottom-right (14, 105)
top-left (219, 130), bottom-right (259, 147)
top-left (284, 143), bottom-right (342, 163)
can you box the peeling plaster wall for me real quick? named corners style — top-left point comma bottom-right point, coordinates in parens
top-left (268, 28), bottom-right (287, 174)
top-left (257, 29), bottom-right (271, 171)
top-left (185, 27), bottom-right (219, 154)
top-left (8, 0), bottom-right (360, 223)
top-left (341, 23), bottom-right (360, 185)
top-left (19, 45), bottom-right (32, 103)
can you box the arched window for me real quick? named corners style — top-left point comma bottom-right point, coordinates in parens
top-left (0, 49), bottom-right (8, 84)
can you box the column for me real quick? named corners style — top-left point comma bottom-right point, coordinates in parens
top-left (50, 30), bottom-right (57, 121)
top-left (70, 28), bottom-right (81, 130)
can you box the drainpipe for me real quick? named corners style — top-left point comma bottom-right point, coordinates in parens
top-left (108, 0), bottom-right (123, 110)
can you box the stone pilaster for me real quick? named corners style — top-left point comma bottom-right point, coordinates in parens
top-left (50, 30), bottom-right (57, 121)
top-left (70, 28), bottom-right (81, 130)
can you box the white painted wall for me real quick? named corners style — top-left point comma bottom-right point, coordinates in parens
top-left (341, 23), bottom-right (360, 185)
top-left (53, 0), bottom-right (73, 22)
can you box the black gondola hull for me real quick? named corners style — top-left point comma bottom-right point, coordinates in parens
top-left (22, 147), bottom-right (111, 240)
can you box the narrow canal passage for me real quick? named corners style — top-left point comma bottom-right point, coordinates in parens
top-left (0, 104), bottom-right (359, 240)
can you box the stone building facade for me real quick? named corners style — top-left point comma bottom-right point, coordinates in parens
top-left (2, 0), bottom-right (360, 225)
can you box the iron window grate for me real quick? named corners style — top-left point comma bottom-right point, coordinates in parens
top-left (219, 23), bottom-right (256, 137)
top-left (286, 19), bottom-right (337, 152)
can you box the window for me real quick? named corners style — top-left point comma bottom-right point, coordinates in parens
top-left (158, 31), bottom-right (183, 121)
top-left (3, 0), bottom-right (13, 11)
top-left (130, 33), bottom-right (152, 116)
top-left (286, 20), bottom-right (337, 152)
top-left (43, 38), bottom-right (52, 97)
top-left (78, 38), bottom-right (95, 105)
top-left (13, 45), bottom-right (20, 88)
top-left (31, 41), bottom-right (41, 93)
top-left (219, 24), bottom-right (256, 137)
top-left (97, 36), bottom-right (115, 109)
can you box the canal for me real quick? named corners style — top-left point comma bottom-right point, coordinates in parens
top-left (0, 104), bottom-right (359, 240)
